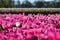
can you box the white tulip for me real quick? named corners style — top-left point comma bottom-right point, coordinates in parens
top-left (16, 22), bottom-right (20, 27)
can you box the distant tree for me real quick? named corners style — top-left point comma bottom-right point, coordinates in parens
top-left (0, 0), bottom-right (7, 7)
top-left (21, 0), bottom-right (33, 8)
top-left (56, 2), bottom-right (60, 8)
top-left (48, 2), bottom-right (55, 8)
top-left (34, 1), bottom-right (44, 8)
top-left (0, 0), bottom-right (15, 8)
top-left (16, 0), bottom-right (21, 8)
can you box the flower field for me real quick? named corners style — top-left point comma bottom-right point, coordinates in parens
top-left (0, 13), bottom-right (60, 40)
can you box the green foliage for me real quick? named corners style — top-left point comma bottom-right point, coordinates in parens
top-left (0, 9), bottom-right (59, 13)
top-left (0, 0), bottom-right (13, 8)
top-left (0, 25), bottom-right (3, 30)
top-left (26, 9), bottom-right (59, 13)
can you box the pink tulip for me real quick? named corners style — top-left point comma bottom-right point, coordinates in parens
top-left (48, 32), bottom-right (56, 40)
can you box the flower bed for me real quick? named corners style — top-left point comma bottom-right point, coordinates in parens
top-left (0, 13), bottom-right (60, 40)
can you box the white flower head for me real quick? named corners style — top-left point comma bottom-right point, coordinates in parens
top-left (16, 22), bottom-right (20, 27)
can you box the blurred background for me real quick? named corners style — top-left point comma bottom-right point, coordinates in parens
top-left (0, 0), bottom-right (60, 8)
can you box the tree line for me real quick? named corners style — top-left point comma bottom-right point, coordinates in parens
top-left (0, 0), bottom-right (60, 8)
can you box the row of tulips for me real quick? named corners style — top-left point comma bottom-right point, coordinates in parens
top-left (0, 13), bottom-right (60, 40)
